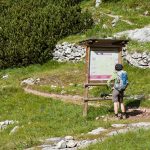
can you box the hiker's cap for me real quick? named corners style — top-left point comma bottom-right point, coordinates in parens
top-left (115, 64), bottom-right (123, 71)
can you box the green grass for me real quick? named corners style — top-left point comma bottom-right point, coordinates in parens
top-left (0, 89), bottom-right (114, 149)
top-left (84, 128), bottom-right (150, 150)
top-left (0, 60), bottom-right (150, 149)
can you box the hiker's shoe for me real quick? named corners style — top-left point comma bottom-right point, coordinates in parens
top-left (114, 114), bottom-right (121, 120)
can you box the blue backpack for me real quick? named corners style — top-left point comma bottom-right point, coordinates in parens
top-left (114, 71), bottom-right (128, 91)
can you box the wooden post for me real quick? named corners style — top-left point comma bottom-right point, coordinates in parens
top-left (83, 87), bottom-right (88, 117)
top-left (83, 46), bottom-right (90, 117)
top-left (118, 47), bottom-right (122, 64)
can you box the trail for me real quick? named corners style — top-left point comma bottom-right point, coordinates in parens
top-left (24, 87), bottom-right (83, 105)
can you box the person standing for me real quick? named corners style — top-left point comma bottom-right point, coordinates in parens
top-left (107, 64), bottom-right (128, 119)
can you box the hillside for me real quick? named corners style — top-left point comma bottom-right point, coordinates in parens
top-left (0, 0), bottom-right (150, 149)
top-left (61, 0), bottom-right (150, 53)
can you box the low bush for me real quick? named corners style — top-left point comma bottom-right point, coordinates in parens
top-left (0, 0), bottom-right (93, 68)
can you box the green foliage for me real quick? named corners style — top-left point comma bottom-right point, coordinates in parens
top-left (0, 0), bottom-right (93, 68)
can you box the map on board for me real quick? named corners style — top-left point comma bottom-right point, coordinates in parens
top-left (89, 50), bottom-right (119, 81)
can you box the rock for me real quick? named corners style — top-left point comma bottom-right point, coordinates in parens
top-left (0, 125), bottom-right (7, 130)
top-left (78, 139), bottom-right (98, 149)
top-left (66, 140), bottom-right (77, 148)
top-left (107, 131), bottom-right (117, 136)
top-left (142, 52), bottom-right (147, 58)
top-left (129, 122), bottom-right (150, 128)
top-left (95, 0), bottom-right (102, 7)
top-left (102, 24), bottom-right (108, 29)
top-left (21, 78), bottom-right (35, 85)
top-left (56, 140), bottom-right (67, 149)
top-left (9, 126), bottom-right (19, 135)
top-left (0, 120), bottom-right (17, 131)
top-left (45, 137), bottom-right (62, 143)
top-left (124, 52), bottom-right (150, 68)
top-left (51, 85), bottom-right (57, 89)
top-left (117, 128), bottom-right (129, 134)
top-left (61, 90), bottom-right (66, 95)
top-left (88, 127), bottom-right (106, 135)
top-left (65, 48), bottom-right (72, 54)
top-left (65, 136), bottom-right (74, 140)
top-left (144, 11), bottom-right (149, 16)
top-left (138, 60), bottom-right (148, 66)
top-left (2, 74), bottom-right (9, 79)
top-left (53, 42), bottom-right (86, 62)
top-left (114, 27), bottom-right (150, 42)
top-left (111, 124), bottom-right (127, 128)
top-left (131, 52), bottom-right (141, 59)
top-left (112, 16), bottom-right (119, 27)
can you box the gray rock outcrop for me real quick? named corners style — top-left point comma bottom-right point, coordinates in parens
top-left (52, 42), bottom-right (85, 62)
top-left (114, 27), bottom-right (150, 42)
top-left (123, 50), bottom-right (150, 69)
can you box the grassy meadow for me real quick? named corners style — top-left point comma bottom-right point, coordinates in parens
top-left (0, 60), bottom-right (150, 149)
top-left (0, 0), bottom-right (150, 149)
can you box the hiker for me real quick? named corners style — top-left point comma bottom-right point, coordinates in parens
top-left (107, 64), bottom-right (128, 119)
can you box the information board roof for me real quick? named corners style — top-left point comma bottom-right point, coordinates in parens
top-left (79, 39), bottom-right (129, 47)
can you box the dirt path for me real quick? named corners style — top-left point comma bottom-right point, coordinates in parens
top-left (100, 11), bottom-right (134, 25)
top-left (24, 87), bottom-right (83, 105)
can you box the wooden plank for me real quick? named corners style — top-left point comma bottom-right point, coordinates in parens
top-left (83, 87), bottom-right (88, 117)
top-left (84, 83), bottom-right (114, 87)
top-left (84, 97), bottom-right (112, 101)
top-left (118, 47), bottom-right (122, 64)
top-left (83, 46), bottom-right (90, 117)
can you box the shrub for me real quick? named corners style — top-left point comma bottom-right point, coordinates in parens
top-left (0, 0), bottom-right (93, 68)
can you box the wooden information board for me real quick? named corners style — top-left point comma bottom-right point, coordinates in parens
top-left (79, 39), bottom-right (128, 116)
top-left (89, 48), bottom-right (119, 81)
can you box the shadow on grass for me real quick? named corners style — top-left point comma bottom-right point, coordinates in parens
top-left (126, 100), bottom-right (141, 109)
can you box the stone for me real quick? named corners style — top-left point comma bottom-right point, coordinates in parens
top-left (114, 27), bottom-right (150, 42)
top-left (9, 126), bottom-right (19, 135)
top-left (95, 0), bottom-right (102, 7)
top-left (112, 16), bottom-right (119, 24)
top-left (131, 52), bottom-right (140, 59)
top-left (2, 74), bottom-right (9, 79)
top-left (128, 122), bottom-right (150, 128)
top-left (65, 48), bottom-right (72, 54)
top-left (51, 85), bottom-right (57, 89)
top-left (66, 140), bottom-right (77, 148)
top-left (88, 127), bottom-right (106, 135)
top-left (21, 78), bottom-right (35, 85)
top-left (142, 52), bottom-right (148, 58)
top-left (107, 130), bottom-right (117, 136)
top-left (61, 90), bottom-right (66, 94)
top-left (144, 11), bottom-right (149, 16)
top-left (0, 125), bottom-right (7, 130)
top-left (56, 140), bottom-right (67, 149)
top-left (4, 120), bottom-right (14, 125)
top-left (45, 137), bottom-right (62, 143)
top-left (102, 24), bottom-right (108, 29)
top-left (117, 128), bottom-right (129, 134)
top-left (78, 139), bottom-right (98, 149)
top-left (112, 16), bottom-right (119, 27)
top-left (65, 136), bottom-right (74, 140)
top-left (138, 60), bottom-right (148, 66)
top-left (111, 124), bottom-right (127, 128)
